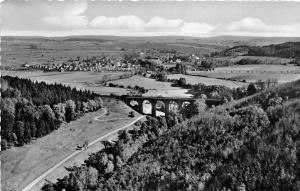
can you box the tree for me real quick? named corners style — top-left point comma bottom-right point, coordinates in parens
top-left (94, 97), bottom-right (103, 109)
top-left (1, 78), bottom-right (9, 91)
top-left (1, 76), bottom-right (103, 149)
top-left (39, 105), bottom-right (56, 132)
top-left (88, 99), bottom-right (97, 111)
top-left (181, 99), bottom-right (207, 119)
top-left (53, 103), bottom-right (66, 122)
top-left (123, 51), bottom-right (139, 64)
top-left (268, 95), bottom-right (283, 106)
top-left (11, 132), bottom-right (18, 144)
top-left (36, 120), bottom-right (47, 137)
top-left (233, 87), bottom-right (247, 99)
top-left (167, 115), bottom-right (175, 127)
top-left (82, 102), bottom-right (90, 113)
top-left (201, 60), bottom-right (214, 70)
top-left (118, 130), bottom-right (131, 143)
top-left (41, 105), bottom-right (55, 119)
top-left (247, 83), bottom-right (258, 95)
top-left (175, 63), bottom-right (187, 74)
top-left (65, 100), bottom-right (76, 122)
top-left (1, 139), bottom-right (8, 150)
top-left (177, 77), bottom-right (187, 87)
top-left (157, 72), bottom-right (168, 82)
top-left (41, 182), bottom-right (56, 191)
top-left (15, 121), bottom-right (25, 146)
top-left (105, 160), bottom-right (114, 173)
top-left (1, 109), bottom-right (15, 142)
top-left (256, 79), bottom-right (266, 90)
top-left (24, 122), bottom-right (32, 143)
top-left (86, 167), bottom-right (98, 188)
top-left (234, 106), bottom-right (270, 140)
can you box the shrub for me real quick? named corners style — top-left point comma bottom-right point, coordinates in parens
top-left (247, 83), bottom-right (258, 95)
top-left (1, 139), bottom-right (8, 150)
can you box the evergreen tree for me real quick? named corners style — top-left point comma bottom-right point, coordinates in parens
top-left (15, 121), bottom-right (25, 146)
top-left (65, 100), bottom-right (76, 122)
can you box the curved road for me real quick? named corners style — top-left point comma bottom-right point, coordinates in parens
top-left (22, 108), bottom-right (143, 191)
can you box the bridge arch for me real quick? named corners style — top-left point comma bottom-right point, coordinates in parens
top-left (155, 100), bottom-right (166, 116)
top-left (129, 100), bottom-right (139, 110)
top-left (142, 100), bottom-right (151, 115)
top-left (169, 101), bottom-right (180, 113)
top-left (182, 101), bottom-right (191, 109)
top-left (125, 96), bottom-right (221, 117)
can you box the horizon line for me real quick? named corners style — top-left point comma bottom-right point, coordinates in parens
top-left (2, 34), bottom-right (300, 38)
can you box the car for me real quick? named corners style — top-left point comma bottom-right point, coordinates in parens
top-left (129, 111), bottom-right (135, 117)
top-left (76, 145), bottom-right (83, 150)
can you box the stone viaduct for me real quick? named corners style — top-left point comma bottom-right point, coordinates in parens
top-left (125, 96), bottom-right (222, 117)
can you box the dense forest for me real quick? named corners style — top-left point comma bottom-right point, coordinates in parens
top-left (43, 79), bottom-right (300, 191)
top-left (214, 42), bottom-right (300, 58)
top-left (248, 42), bottom-right (300, 58)
top-left (1, 76), bottom-right (103, 150)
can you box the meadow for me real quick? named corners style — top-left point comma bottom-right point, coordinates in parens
top-left (188, 64), bottom-right (300, 83)
top-left (167, 74), bottom-right (247, 88)
top-left (111, 75), bottom-right (193, 97)
top-left (1, 71), bottom-right (193, 97)
top-left (1, 71), bottom-right (130, 95)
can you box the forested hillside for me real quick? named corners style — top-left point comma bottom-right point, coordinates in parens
top-left (43, 80), bottom-right (300, 191)
top-left (214, 42), bottom-right (300, 58)
top-left (1, 76), bottom-right (103, 149)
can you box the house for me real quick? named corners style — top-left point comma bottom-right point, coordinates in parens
top-left (24, 63), bottom-right (30, 68)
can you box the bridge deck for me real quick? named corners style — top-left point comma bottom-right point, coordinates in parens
top-left (126, 96), bottom-right (220, 102)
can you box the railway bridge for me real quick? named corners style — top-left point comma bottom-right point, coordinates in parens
top-left (125, 96), bottom-right (222, 117)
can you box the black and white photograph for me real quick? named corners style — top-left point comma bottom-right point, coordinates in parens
top-left (1, 0), bottom-right (300, 191)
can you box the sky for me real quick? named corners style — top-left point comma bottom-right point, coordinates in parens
top-left (1, 0), bottom-right (300, 37)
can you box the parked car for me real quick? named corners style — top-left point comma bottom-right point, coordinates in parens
top-left (129, 111), bottom-right (135, 117)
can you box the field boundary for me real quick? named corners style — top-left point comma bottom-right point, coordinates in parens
top-left (186, 71), bottom-right (245, 84)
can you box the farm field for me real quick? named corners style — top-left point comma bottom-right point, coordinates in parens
top-left (167, 74), bottom-right (247, 88)
top-left (111, 75), bottom-right (193, 97)
top-left (188, 64), bottom-right (300, 83)
top-left (1, 36), bottom-right (226, 68)
top-left (4, 36), bottom-right (298, 69)
top-left (1, 98), bottom-right (141, 191)
top-left (1, 38), bottom-right (121, 68)
top-left (1, 70), bottom-right (130, 95)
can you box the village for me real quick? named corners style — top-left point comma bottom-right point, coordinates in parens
top-left (3, 48), bottom-right (212, 73)
top-left (27, 55), bottom-right (140, 72)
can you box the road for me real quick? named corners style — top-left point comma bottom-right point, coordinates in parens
top-left (22, 109), bottom-right (143, 191)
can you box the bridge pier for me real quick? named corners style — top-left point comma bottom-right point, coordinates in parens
top-left (137, 100), bottom-right (143, 114)
top-left (125, 96), bottom-right (222, 118)
top-left (150, 100), bottom-right (157, 117)
top-left (164, 100), bottom-right (170, 117)
top-left (177, 101), bottom-right (184, 111)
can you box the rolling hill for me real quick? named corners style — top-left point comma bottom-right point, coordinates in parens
top-left (2, 35), bottom-right (300, 68)
top-left (215, 41), bottom-right (300, 58)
